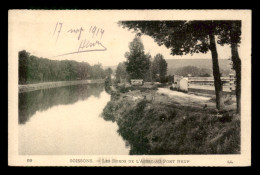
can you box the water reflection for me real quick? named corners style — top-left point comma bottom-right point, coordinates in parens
top-left (19, 84), bottom-right (104, 124)
top-left (19, 83), bottom-right (130, 155)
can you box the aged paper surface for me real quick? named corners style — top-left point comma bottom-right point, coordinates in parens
top-left (8, 10), bottom-right (251, 166)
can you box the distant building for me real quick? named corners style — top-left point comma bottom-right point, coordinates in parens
top-left (179, 78), bottom-right (189, 92)
top-left (188, 77), bottom-right (230, 86)
top-left (130, 79), bottom-right (143, 86)
top-left (173, 75), bottom-right (183, 89)
top-left (173, 75), bottom-right (183, 84)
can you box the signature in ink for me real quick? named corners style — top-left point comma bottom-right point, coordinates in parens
top-left (52, 39), bottom-right (107, 58)
top-left (78, 39), bottom-right (107, 52)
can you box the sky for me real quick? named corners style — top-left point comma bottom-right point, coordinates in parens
top-left (9, 11), bottom-right (238, 67)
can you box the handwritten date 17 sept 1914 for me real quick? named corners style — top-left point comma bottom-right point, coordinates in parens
top-left (52, 22), bottom-right (107, 57)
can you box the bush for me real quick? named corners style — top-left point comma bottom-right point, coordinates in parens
top-left (110, 91), bottom-right (120, 101)
top-left (209, 94), bottom-right (234, 105)
top-left (102, 101), bottom-right (116, 122)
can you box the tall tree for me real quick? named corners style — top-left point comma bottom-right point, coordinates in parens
top-left (115, 62), bottom-right (128, 83)
top-left (18, 50), bottom-right (30, 84)
top-left (217, 21), bottom-right (241, 114)
top-left (143, 53), bottom-right (153, 82)
top-left (90, 63), bottom-right (105, 79)
top-left (119, 21), bottom-right (225, 110)
top-left (105, 68), bottom-right (113, 77)
top-left (151, 53), bottom-right (168, 82)
top-left (124, 37), bottom-right (151, 79)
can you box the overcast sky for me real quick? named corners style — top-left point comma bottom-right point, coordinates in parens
top-left (10, 11), bottom-right (237, 67)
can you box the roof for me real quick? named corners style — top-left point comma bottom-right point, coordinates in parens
top-left (131, 79), bottom-right (143, 81)
top-left (188, 77), bottom-right (231, 81)
top-left (180, 78), bottom-right (188, 81)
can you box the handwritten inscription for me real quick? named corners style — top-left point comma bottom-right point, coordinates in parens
top-left (89, 26), bottom-right (104, 39)
top-left (67, 27), bottom-right (84, 40)
top-left (78, 39), bottom-right (106, 52)
top-left (52, 22), bottom-right (106, 57)
top-left (53, 22), bottom-right (63, 43)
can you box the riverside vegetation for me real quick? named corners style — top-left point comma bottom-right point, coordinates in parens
top-left (102, 35), bottom-right (240, 155)
top-left (102, 83), bottom-right (240, 155)
top-left (19, 50), bottom-right (112, 84)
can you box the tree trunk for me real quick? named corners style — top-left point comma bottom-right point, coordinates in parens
top-left (231, 42), bottom-right (241, 114)
top-left (230, 22), bottom-right (241, 115)
top-left (209, 32), bottom-right (224, 110)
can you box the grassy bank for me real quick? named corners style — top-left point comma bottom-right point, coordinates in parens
top-left (102, 84), bottom-right (240, 155)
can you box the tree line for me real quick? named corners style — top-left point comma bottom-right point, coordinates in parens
top-left (168, 66), bottom-right (231, 77)
top-left (19, 50), bottom-right (111, 84)
top-left (175, 66), bottom-right (211, 77)
top-left (115, 37), bottom-right (169, 84)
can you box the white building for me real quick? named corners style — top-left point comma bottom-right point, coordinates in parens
top-left (179, 78), bottom-right (189, 92)
top-left (173, 75), bottom-right (183, 89)
top-left (130, 79), bottom-right (143, 86)
top-left (174, 75), bottom-right (183, 84)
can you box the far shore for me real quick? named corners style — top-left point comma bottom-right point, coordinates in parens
top-left (19, 79), bottom-right (105, 93)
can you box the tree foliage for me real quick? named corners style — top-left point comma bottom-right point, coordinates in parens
top-left (151, 54), bottom-right (168, 82)
top-left (124, 37), bottom-right (151, 79)
top-left (104, 68), bottom-right (113, 77)
top-left (18, 50), bottom-right (107, 84)
top-left (119, 20), bottom-right (227, 110)
top-left (120, 21), bottom-right (212, 55)
top-left (115, 62), bottom-right (128, 83)
top-left (175, 66), bottom-right (212, 77)
top-left (216, 21), bottom-right (241, 47)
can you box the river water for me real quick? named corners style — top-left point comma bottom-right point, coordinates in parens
top-left (18, 83), bottom-right (130, 155)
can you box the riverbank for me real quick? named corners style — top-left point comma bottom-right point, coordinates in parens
top-left (102, 84), bottom-right (240, 155)
top-left (19, 79), bottom-right (105, 93)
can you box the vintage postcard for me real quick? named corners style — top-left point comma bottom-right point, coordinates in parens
top-left (8, 10), bottom-right (251, 167)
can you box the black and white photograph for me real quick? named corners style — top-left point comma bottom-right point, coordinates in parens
top-left (8, 10), bottom-right (251, 166)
